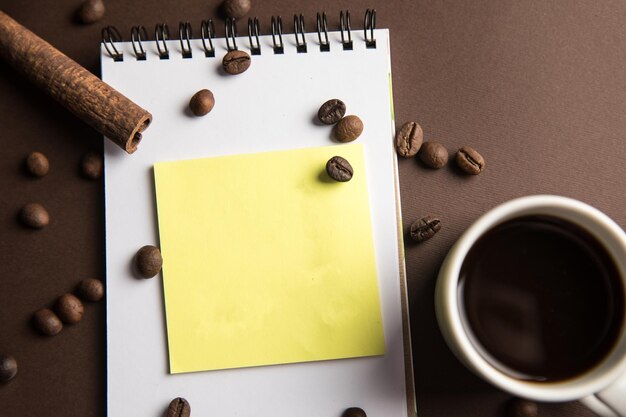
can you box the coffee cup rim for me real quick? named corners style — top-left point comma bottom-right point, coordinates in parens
top-left (435, 194), bottom-right (626, 401)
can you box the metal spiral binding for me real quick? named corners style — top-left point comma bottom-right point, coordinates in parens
top-left (200, 19), bottom-right (216, 57)
top-left (364, 9), bottom-right (377, 48)
top-left (155, 23), bottom-right (170, 59)
top-left (316, 12), bottom-right (329, 52)
top-left (102, 26), bottom-right (123, 61)
top-left (179, 21), bottom-right (193, 58)
top-left (271, 16), bottom-right (284, 54)
top-left (102, 10), bottom-right (379, 61)
top-left (225, 18), bottom-right (238, 51)
top-left (130, 26), bottom-right (148, 60)
top-left (294, 14), bottom-right (307, 53)
top-left (248, 17), bottom-right (261, 55)
top-left (340, 10), bottom-right (353, 51)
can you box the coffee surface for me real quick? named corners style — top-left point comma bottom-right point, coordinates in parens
top-left (459, 215), bottom-right (624, 382)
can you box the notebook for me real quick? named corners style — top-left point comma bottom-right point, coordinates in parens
top-left (102, 11), bottom-right (415, 417)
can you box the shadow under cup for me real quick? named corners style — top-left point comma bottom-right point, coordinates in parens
top-left (436, 196), bottom-right (626, 402)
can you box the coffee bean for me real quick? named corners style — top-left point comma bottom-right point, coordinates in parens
top-left (418, 141), bottom-right (448, 169)
top-left (342, 407), bottom-right (367, 417)
top-left (167, 397), bottom-right (191, 417)
top-left (25, 152), bottom-right (49, 177)
top-left (33, 308), bottom-right (63, 336)
top-left (410, 215), bottom-right (441, 243)
top-left (334, 115), bottom-right (363, 142)
top-left (395, 122), bottom-right (423, 158)
top-left (77, 278), bottom-right (104, 302)
top-left (456, 146), bottom-right (485, 175)
top-left (19, 203), bottom-right (49, 229)
top-left (81, 152), bottom-right (103, 180)
top-left (222, 50), bottom-right (251, 75)
top-left (318, 99), bottom-right (346, 125)
top-left (506, 398), bottom-right (538, 417)
top-left (55, 293), bottom-right (84, 324)
top-left (76, 0), bottom-right (105, 24)
top-left (189, 89), bottom-right (215, 116)
top-left (0, 355), bottom-right (17, 383)
top-left (135, 245), bottom-right (163, 278)
top-left (326, 156), bottom-right (353, 182)
top-left (221, 0), bottom-right (251, 19)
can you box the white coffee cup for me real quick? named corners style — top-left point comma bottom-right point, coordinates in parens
top-left (435, 195), bottom-right (626, 416)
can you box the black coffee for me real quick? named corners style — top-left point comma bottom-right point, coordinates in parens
top-left (459, 215), bottom-right (624, 382)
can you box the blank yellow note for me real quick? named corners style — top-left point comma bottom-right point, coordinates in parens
top-left (154, 144), bottom-right (384, 373)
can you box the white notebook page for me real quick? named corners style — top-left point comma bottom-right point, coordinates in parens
top-left (102, 28), bottom-right (415, 417)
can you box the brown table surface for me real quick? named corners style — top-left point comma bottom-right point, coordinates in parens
top-left (1, 0), bottom-right (625, 415)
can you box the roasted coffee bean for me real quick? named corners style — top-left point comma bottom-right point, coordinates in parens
top-left (81, 152), bottom-right (103, 180)
top-left (135, 245), bottom-right (163, 278)
top-left (222, 50), bottom-right (251, 75)
top-left (189, 89), bottom-right (215, 116)
top-left (33, 308), bottom-right (63, 336)
top-left (326, 156), bottom-right (353, 182)
top-left (410, 215), bottom-right (441, 243)
top-left (19, 203), bottom-right (49, 229)
top-left (26, 152), bottom-right (49, 177)
top-left (167, 397), bottom-right (191, 417)
top-left (456, 146), bottom-right (485, 175)
top-left (318, 99), bottom-right (346, 124)
top-left (342, 407), bottom-right (367, 417)
top-left (76, 0), bottom-right (105, 24)
top-left (418, 141), bottom-right (448, 169)
top-left (55, 293), bottom-right (84, 324)
top-left (221, 0), bottom-right (251, 19)
top-left (0, 355), bottom-right (17, 383)
top-left (334, 115), bottom-right (363, 142)
top-left (506, 398), bottom-right (538, 417)
top-left (395, 121), bottom-right (423, 158)
top-left (77, 278), bottom-right (104, 302)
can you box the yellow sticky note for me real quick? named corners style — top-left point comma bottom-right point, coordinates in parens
top-left (154, 144), bottom-right (384, 373)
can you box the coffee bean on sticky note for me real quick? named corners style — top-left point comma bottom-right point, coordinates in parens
top-left (55, 293), bottom-right (84, 324)
top-left (343, 407), bottom-right (367, 417)
top-left (326, 156), bottom-right (353, 182)
top-left (506, 398), bottom-right (538, 417)
top-left (135, 245), bottom-right (163, 278)
top-left (221, 0), bottom-right (251, 19)
top-left (77, 0), bottom-right (106, 24)
top-left (19, 203), bottom-right (49, 229)
top-left (33, 308), bottom-right (63, 336)
top-left (25, 152), bottom-right (49, 177)
top-left (77, 278), bottom-right (104, 302)
top-left (456, 146), bottom-right (485, 175)
top-left (189, 89), bottom-right (215, 116)
top-left (418, 141), bottom-right (448, 169)
top-left (222, 50), bottom-right (251, 75)
top-left (410, 215), bottom-right (441, 243)
top-left (395, 121), bottom-right (423, 158)
top-left (334, 115), bottom-right (363, 142)
top-left (318, 99), bottom-right (346, 124)
top-left (0, 355), bottom-right (17, 383)
top-left (167, 397), bottom-right (191, 417)
top-left (81, 152), bottom-right (103, 180)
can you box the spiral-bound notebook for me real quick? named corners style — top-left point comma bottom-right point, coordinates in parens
top-left (102, 11), bottom-right (415, 417)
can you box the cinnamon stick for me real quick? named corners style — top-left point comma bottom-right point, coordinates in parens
top-left (0, 10), bottom-right (151, 154)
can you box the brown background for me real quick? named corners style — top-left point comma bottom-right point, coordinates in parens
top-left (1, 0), bottom-right (624, 416)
